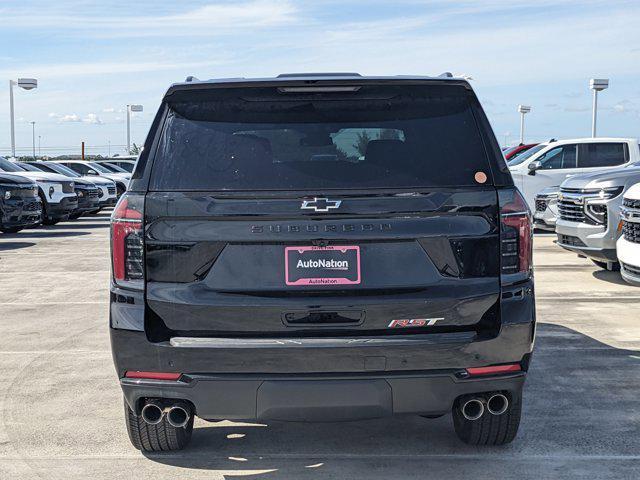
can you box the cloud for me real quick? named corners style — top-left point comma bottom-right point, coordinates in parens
top-left (59, 114), bottom-right (81, 122)
top-left (102, 107), bottom-right (116, 113)
top-left (83, 113), bottom-right (103, 124)
top-left (0, 1), bottom-right (299, 38)
top-left (0, 58), bottom-right (224, 80)
top-left (611, 99), bottom-right (637, 114)
top-left (563, 105), bottom-right (591, 113)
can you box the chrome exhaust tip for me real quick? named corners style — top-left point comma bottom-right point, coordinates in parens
top-left (141, 402), bottom-right (164, 425)
top-left (461, 398), bottom-right (485, 421)
top-left (487, 394), bottom-right (509, 416)
top-left (166, 405), bottom-right (190, 428)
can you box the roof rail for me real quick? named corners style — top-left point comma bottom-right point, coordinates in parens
top-left (277, 72), bottom-right (362, 78)
top-left (185, 76), bottom-right (200, 82)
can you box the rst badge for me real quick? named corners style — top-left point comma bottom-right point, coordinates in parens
top-left (388, 318), bottom-right (444, 328)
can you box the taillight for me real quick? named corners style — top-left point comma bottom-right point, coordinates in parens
top-left (111, 193), bottom-right (144, 289)
top-left (499, 188), bottom-right (532, 276)
top-left (124, 371), bottom-right (182, 381)
top-left (466, 364), bottom-right (521, 376)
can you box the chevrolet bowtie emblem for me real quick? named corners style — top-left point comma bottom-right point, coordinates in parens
top-left (301, 197), bottom-right (342, 212)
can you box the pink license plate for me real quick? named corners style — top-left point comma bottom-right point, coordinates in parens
top-left (285, 245), bottom-right (361, 286)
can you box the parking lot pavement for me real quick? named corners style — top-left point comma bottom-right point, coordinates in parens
top-left (0, 221), bottom-right (639, 480)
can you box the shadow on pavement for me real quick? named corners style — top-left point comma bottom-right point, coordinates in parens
top-left (142, 323), bottom-right (640, 479)
top-left (47, 222), bottom-right (109, 229)
top-left (592, 269), bottom-right (630, 286)
top-left (0, 241), bottom-right (35, 251)
top-left (2, 230), bottom-right (91, 238)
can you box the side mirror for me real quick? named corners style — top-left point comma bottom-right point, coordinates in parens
top-left (528, 161), bottom-right (541, 175)
top-left (87, 169), bottom-right (98, 175)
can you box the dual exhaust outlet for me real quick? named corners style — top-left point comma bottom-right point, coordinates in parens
top-left (460, 393), bottom-right (509, 421)
top-left (141, 400), bottom-right (191, 428)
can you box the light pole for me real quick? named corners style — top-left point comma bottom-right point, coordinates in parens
top-left (9, 78), bottom-right (38, 158)
top-left (126, 104), bottom-right (143, 154)
top-left (38, 135), bottom-right (41, 156)
top-left (590, 78), bottom-right (609, 137)
top-left (30, 121), bottom-right (36, 160)
top-left (518, 105), bottom-right (531, 144)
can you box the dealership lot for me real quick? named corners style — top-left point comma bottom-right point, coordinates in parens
top-left (0, 216), bottom-right (639, 479)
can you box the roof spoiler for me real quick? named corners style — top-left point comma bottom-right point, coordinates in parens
top-left (277, 72), bottom-right (362, 78)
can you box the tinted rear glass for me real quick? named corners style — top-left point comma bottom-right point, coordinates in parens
top-left (150, 84), bottom-right (493, 191)
top-left (580, 143), bottom-right (627, 168)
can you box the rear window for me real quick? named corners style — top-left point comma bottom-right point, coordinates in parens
top-left (150, 84), bottom-right (494, 191)
top-left (580, 143), bottom-right (628, 168)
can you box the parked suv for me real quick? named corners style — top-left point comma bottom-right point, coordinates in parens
top-left (0, 157), bottom-right (77, 224)
top-left (509, 138), bottom-right (638, 211)
top-left (0, 173), bottom-right (41, 233)
top-left (555, 163), bottom-right (640, 270)
top-left (617, 182), bottom-right (640, 285)
top-left (29, 161), bottom-right (118, 211)
top-left (16, 162), bottom-right (100, 219)
top-left (54, 161), bottom-right (129, 197)
top-left (533, 186), bottom-right (559, 231)
top-left (110, 73), bottom-right (535, 451)
top-left (95, 157), bottom-right (136, 172)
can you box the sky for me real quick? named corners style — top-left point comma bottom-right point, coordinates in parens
top-left (1, 0), bottom-right (639, 157)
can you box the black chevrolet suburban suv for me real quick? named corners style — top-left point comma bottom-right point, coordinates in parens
top-left (110, 73), bottom-right (535, 451)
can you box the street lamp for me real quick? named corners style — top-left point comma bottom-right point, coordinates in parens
top-left (517, 105), bottom-right (531, 144)
top-left (126, 104), bottom-right (143, 154)
top-left (9, 78), bottom-right (38, 158)
top-left (30, 121), bottom-right (36, 160)
top-left (590, 78), bottom-right (609, 138)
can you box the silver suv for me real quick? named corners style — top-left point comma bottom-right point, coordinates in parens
top-left (556, 165), bottom-right (640, 269)
top-left (533, 186), bottom-right (559, 231)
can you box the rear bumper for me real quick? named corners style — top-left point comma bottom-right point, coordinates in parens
top-left (120, 369), bottom-right (525, 421)
top-left (111, 279), bottom-right (535, 421)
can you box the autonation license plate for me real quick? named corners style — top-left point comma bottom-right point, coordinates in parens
top-left (285, 245), bottom-right (361, 286)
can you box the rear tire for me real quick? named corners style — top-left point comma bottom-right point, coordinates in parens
top-left (591, 259), bottom-right (620, 271)
top-left (452, 393), bottom-right (521, 445)
top-left (124, 398), bottom-right (193, 452)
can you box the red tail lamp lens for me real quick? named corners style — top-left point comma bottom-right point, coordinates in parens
top-left (466, 364), bottom-right (521, 376)
top-left (124, 371), bottom-right (182, 381)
